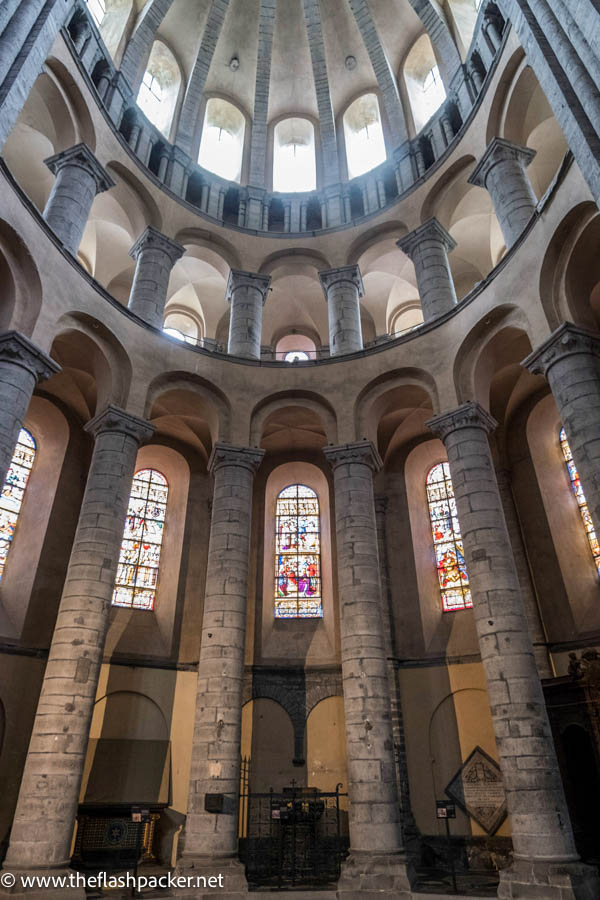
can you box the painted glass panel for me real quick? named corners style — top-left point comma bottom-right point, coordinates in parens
top-left (426, 462), bottom-right (472, 611)
top-left (0, 428), bottom-right (36, 580)
top-left (560, 428), bottom-right (600, 574)
top-left (112, 468), bottom-right (169, 610)
top-left (275, 484), bottom-right (322, 618)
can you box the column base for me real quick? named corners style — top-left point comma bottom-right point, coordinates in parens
top-left (173, 856), bottom-right (247, 898)
top-left (498, 858), bottom-right (600, 899)
top-left (336, 851), bottom-right (415, 899)
top-left (0, 868), bottom-right (85, 898)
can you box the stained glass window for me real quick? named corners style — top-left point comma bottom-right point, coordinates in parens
top-left (426, 462), bottom-right (472, 612)
top-left (275, 484), bottom-right (322, 618)
top-left (0, 428), bottom-right (36, 581)
top-left (112, 469), bottom-right (169, 610)
top-left (560, 428), bottom-right (600, 574)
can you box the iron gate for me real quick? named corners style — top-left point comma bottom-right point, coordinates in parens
top-left (239, 783), bottom-right (348, 888)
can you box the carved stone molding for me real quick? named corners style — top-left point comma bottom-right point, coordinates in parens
top-left (427, 401), bottom-right (497, 441)
top-left (522, 322), bottom-right (600, 378)
top-left (468, 137), bottom-right (536, 189)
top-left (396, 216), bottom-right (457, 258)
top-left (84, 405), bottom-right (155, 444)
top-left (323, 439), bottom-right (383, 473)
top-left (208, 441), bottom-right (265, 475)
top-left (44, 142), bottom-right (115, 193)
top-left (318, 264), bottom-right (364, 299)
top-left (0, 331), bottom-right (60, 382)
top-left (129, 225), bottom-right (185, 265)
top-left (226, 269), bottom-right (272, 305)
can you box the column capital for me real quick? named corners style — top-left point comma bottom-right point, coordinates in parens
top-left (396, 217), bottom-right (456, 258)
top-left (323, 439), bottom-right (382, 473)
top-left (208, 442), bottom-right (265, 475)
top-left (129, 225), bottom-right (185, 265)
top-left (44, 142), bottom-right (115, 194)
top-left (522, 322), bottom-right (600, 377)
top-left (0, 331), bottom-right (60, 382)
top-left (427, 401), bottom-right (497, 441)
top-left (84, 405), bottom-right (155, 444)
top-left (319, 264), bottom-right (364, 299)
top-left (226, 270), bottom-right (271, 306)
top-left (468, 137), bottom-right (536, 189)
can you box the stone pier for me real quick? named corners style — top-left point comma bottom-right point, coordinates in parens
top-left (226, 270), bottom-right (271, 360)
top-left (319, 266), bottom-right (364, 357)
top-left (128, 226), bottom-right (185, 328)
top-left (397, 218), bottom-right (457, 322)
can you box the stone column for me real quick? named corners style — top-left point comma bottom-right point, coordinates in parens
top-left (468, 137), bottom-right (537, 249)
top-left (43, 143), bottom-right (114, 254)
top-left (523, 322), bottom-right (600, 543)
top-left (226, 270), bottom-right (271, 360)
top-left (127, 226), bottom-right (185, 328)
top-left (177, 443), bottom-right (264, 890)
top-left (0, 332), bottom-right (59, 491)
top-left (374, 496), bottom-right (417, 840)
top-left (427, 402), bottom-right (599, 900)
top-left (2, 407), bottom-right (154, 883)
top-left (495, 468), bottom-right (553, 679)
top-left (319, 265), bottom-right (364, 357)
top-left (323, 442), bottom-right (413, 898)
top-left (397, 218), bottom-right (457, 322)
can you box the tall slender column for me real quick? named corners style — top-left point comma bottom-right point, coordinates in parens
top-left (226, 270), bottom-right (271, 360)
top-left (119, 0), bottom-right (176, 93)
top-left (427, 402), bottom-right (599, 900)
top-left (127, 226), bottom-right (185, 328)
top-left (469, 138), bottom-right (537, 249)
top-left (248, 0), bottom-right (276, 189)
top-left (347, 0), bottom-right (408, 146)
top-left (43, 144), bottom-right (114, 255)
top-left (2, 408), bottom-right (154, 882)
top-left (175, 0), bottom-right (231, 156)
top-left (397, 218), bottom-right (457, 322)
top-left (178, 443), bottom-right (264, 888)
top-left (495, 468), bottom-right (552, 679)
top-left (0, 332), bottom-right (59, 490)
top-left (374, 496), bottom-right (417, 840)
top-left (523, 322), bottom-right (600, 542)
top-left (323, 442), bottom-right (413, 897)
top-left (319, 265), bottom-right (364, 357)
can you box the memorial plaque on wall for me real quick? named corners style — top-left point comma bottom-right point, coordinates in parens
top-left (444, 745), bottom-right (507, 834)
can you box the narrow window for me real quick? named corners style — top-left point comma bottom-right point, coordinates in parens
top-left (113, 469), bottom-right (169, 610)
top-left (198, 98), bottom-right (245, 183)
top-left (273, 118), bottom-right (316, 192)
top-left (426, 462), bottom-right (472, 611)
top-left (404, 35), bottom-right (447, 132)
top-left (275, 484), bottom-right (322, 618)
top-left (343, 93), bottom-right (386, 178)
top-left (560, 428), bottom-right (600, 574)
top-left (0, 429), bottom-right (36, 580)
top-left (136, 41), bottom-right (181, 137)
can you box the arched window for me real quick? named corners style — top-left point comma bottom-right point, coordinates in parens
top-left (275, 484), bottom-right (322, 618)
top-left (426, 462), bottom-right (472, 611)
top-left (0, 428), bottom-right (36, 581)
top-left (404, 34), bottom-right (447, 133)
top-left (198, 98), bottom-right (245, 182)
top-left (275, 334), bottom-right (317, 361)
top-left (163, 312), bottom-right (199, 345)
top-left (343, 93), bottom-right (387, 178)
top-left (273, 118), bottom-right (316, 192)
top-left (113, 469), bottom-right (169, 610)
top-left (559, 428), bottom-right (600, 574)
top-left (136, 41), bottom-right (181, 137)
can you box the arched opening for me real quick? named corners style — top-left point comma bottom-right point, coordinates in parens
top-left (426, 461), bottom-right (472, 611)
top-left (275, 334), bottom-right (317, 361)
top-left (198, 97), bottom-right (245, 183)
top-left (163, 312), bottom-right (199, 345)
top-left (343, 94), bottom-right (387, 179)
top-left (404, 34), bottom-right (447, 133)
top-left (273, 118), bottom-right (316, 192)
top-left (136, 40), bottom-right (182, 138)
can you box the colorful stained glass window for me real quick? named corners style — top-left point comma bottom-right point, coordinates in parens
top-left (0, 428), bottom-right (36, 581)
top-left (112, 469), bottom-right (169, 610)
top-left (426, 462), bottom-right (472, 612)
top-left (560, 428), bottom-right (600, 574)
top-left (275, 484), bottom-right (322, 618)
